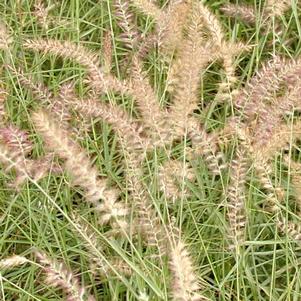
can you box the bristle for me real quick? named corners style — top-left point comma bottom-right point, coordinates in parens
top-left (234, 123), bottom-right (282, 214)
top-left (33, 111), bottom-right (122, 220)
top-left (125, 150), bottom-right (168, 256)
top-left (135, 32), bottom-right (157, 59)
top-left (196, 1), bottom-right (224, 45)
top-left (255, 119), bottom-right (301, 161)
top-left (234, 56), bottom-right (284, 119)
top-left (0, 125), bottom-right (33, 185)
top-left (265, 0), bottom-right (292, 17)
top-left (29, 152), bottom-right (62, 181)
top-left (102, 31), bottom-right (113, 74)
top-left (23, 39), bottom-right (105, 92)
top-left (73, 215), bottom-right (111, 263)
top-left (35, 250), bottom-right (95, 301)
top-left (0, 21), bottom-right (12, 50)
top-left (9, 67), bottom-right (53, 104)
top-left (234, 56), bottom-right (301, 122)
top-left (0, 125), bottom-right (33, 157)
top-left (55, 81), bottom-right (90, 136)
top-left (169, 239), bottom-right (204, 301)
top-left (188, 119), bottom-right (227, 175)
top-left (51, 81), bottom-right (74, 129)
top-left (71, 97), bottom-right (148, 152)
top-left (95, 188), bottom-right (129, 230)
top-left (0, 84), bottom-right (8, 126)
top-left (227, 147), bottom-right (248, 250)
top-left (130, 56), bottom-right (170, 145)
top-left (0, 255), bottom-right (29, 269)
top-left (32, 109), bottom-right (108, 204)
top-left (33, 0), bottom-right (50, 30)
top-left (254, 157), bottom-right (282, 214)
top-left (129, 174), bottom-right (168, 255)
top-left (277, 217), bottom-right (301, 244)
top-left (166, 0), bottom-right (246, 132)
top-left (168, 2), bottom-right (213, 125)
top-left (214, 42), bottom-right (249, 95)
top-left (0, 139), bottom-right (29, 187)
top-left (23, 39), bottom-right (100, 72)
top-left (92, 256), bottom-right (133, 278)
top-left (158, 159), bottom-right (195, 202)
top-left (220, 4), bottom-right (256, 25)
top-left (32, 110), bottom-right (129, 228)
top-left (130, 0), bottom-right (161, 20)
top-left (114, 0), bottom-right (140, 50)
top-left (158, 0), bottom-right (192, 55)
top-left (71, 214), bottom-right (132, 277)
top-left (0, 123), bottom-right (61, 188)
top-left (168, 43), bottom-right (210, 128)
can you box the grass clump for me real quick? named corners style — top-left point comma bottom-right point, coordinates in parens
top-left (1, 0), bottom-right (301, 300)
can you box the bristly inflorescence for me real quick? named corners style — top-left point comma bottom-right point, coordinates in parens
top-left (226, 146), bottom-right (248, 251)
top-left (221, 0), bottom-right (293, 43)
top-left (158, 159), bottom-right (195, 202)
top-left (169, 238), bottom-right (205, 301)
top-left (0, 255), bottom-right (29, 270)
top-left (32, 109), bottom-right (129, 231)
top-left (35, 250), bottom-right (96, 301)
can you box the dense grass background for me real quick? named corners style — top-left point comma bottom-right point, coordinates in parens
top-left (1, 0), bottom-right (301, 300)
